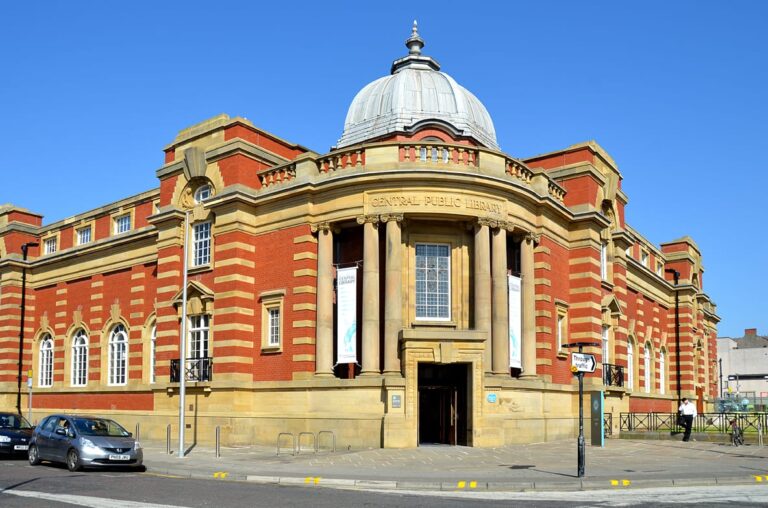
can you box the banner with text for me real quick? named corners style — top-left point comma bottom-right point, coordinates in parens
top-left (508, 274), bottom-right (522, 368)
top-left (336, 267), bottom-right (358, 364)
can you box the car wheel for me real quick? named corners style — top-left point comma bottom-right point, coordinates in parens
top-left (28, 445), bottom-right (41, 465)
top-left (67, 449), bottom-right (81, 472)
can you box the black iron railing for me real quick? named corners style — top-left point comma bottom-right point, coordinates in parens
top-left (619, 412), bottom-right (768, 433)
top-left (603, 363), bottom-right (624, 387)
top-left (604, 413), bottom-right (613, 436)
top-left (170, 357), bottom-right (213, 382)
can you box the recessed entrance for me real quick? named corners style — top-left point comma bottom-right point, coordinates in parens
top-left (418, 363), bottom-right (470, 446)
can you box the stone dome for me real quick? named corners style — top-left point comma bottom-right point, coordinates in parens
top-left (337, 22), bottom-right (499, 150)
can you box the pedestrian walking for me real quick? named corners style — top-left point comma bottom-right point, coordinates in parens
top-left (679, 397), bottom-right (697, 442)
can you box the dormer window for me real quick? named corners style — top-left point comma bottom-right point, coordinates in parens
top-left (194, 184), bottom-right (212, 203)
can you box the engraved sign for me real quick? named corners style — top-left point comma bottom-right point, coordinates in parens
top-left (368, 192), bottom-right (503, 215)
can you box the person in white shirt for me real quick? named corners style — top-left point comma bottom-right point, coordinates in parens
top-left (679, 397), bottom-right (697, 442)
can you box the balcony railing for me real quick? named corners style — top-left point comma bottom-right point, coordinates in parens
top-left (603, 363), bottom-right (624, 387)
top-left (170, 357), bottom-right (213, 382)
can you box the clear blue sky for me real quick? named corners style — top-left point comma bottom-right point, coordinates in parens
top-left (1, 1), bottom-right (765, 338)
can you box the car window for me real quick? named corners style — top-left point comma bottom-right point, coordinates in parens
top-left (41, 417), bottom-right (57, 433)
top-left (73, 418), bottom-right (130, 437)
top-left (0, 414), bottom-right (33, 429)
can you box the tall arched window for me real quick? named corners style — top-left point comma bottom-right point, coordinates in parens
top-left (627, 340), bottom-right (634, 391)
top-left (150, 324), bottom-right (156, 384)
top-left (39, 334), bottom-right (53, 387)
top-left (71, 329), bottom-right (88, 386)
top-left (109, 324), bottom-right (128, 386)
top-left (644, 343), bottom-right (652, 393)
top-left (659, 349), bottom-right (666, 395)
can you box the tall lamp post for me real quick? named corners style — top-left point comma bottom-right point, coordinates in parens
top-left (665, 269), bottom-right (681, 406)
top-left (17, 241), bottom-right (39, 415)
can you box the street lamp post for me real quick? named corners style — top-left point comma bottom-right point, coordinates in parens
top-left (665, 269), bottom-right (681, 406)
top-left (17, 241), bottom-right (39, 415)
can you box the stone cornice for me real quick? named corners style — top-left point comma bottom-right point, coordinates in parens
top-left (205, 138), bottom-right (290, 166)
top-left (0, 222), bottom-right (41, 236)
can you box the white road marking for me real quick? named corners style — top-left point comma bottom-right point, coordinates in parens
top-left (0, 489), bottom-right (191, 508)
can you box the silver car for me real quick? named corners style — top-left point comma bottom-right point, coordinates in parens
top-left (29, 414), bottom-right (143, 471)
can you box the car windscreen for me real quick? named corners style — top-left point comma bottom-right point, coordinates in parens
top-left (0, 414), bottom-right (33, 429)
top-left (72, 418), bottom-right (130, 437)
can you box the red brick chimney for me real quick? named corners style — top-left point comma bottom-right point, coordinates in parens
top-left (745, 328), bottom-right (757, 336)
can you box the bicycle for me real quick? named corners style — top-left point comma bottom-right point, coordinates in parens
top-left (730, 419), bottom-right (744, 446)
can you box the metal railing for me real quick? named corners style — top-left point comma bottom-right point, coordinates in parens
top-left (620, 412), bottom-right (768, 434)
top-left (603, 363), bottom-right (624, 387)
top-left (604, 413), bottom-right (613, 436)
top-left (170, 357), bottom-right (213, 382)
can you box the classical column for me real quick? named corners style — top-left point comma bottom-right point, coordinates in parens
top-left (491, 225), bottom-right (509, 375)
top-left (474, 220), bottom-right (492, 374)
top-left (359, 216), bottom-right (380, 376)
top-left (313, 224), bottom-right (334, 377)
top-left (520, 233), bottom-right (538, 378)
top-left (383, 214), bottom-right (403, 376)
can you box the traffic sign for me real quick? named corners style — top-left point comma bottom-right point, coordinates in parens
top-left (571, 353), bottom-right (596, 373)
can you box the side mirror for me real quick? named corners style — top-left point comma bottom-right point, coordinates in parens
top-left (55, 428), bottom-right (67, 436)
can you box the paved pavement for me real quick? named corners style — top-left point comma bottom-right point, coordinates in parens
top-left (141, 434), bottom-right (768, 492)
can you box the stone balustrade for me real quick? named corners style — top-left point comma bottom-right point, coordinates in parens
top-left (400, 143), bottom-right (479, 167)
top-left (506, 159), bottom-right (534, 183)
top-left (258, 162), bottom-right (296, 187)
top-left (548, 180), bottom-right (566, 203)
top-left (317, 149), bottom-right (365, 173)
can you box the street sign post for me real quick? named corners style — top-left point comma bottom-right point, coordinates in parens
top-left (563, 341), bottom-right (600, 478)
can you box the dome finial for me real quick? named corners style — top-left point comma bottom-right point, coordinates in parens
top-left (406, 19), bottom-right (424, 55)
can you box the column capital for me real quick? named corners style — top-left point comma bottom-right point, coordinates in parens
top-left (310, 222), bottom-right (340, 234)
top-left (525, 232), bottom-right (541, 244)
top-left (479, 217), bottom-right (515, 231)
top-left (380, 213), bottom-right (404, 224)
top-left (356, 215), bottom-right (380, 226)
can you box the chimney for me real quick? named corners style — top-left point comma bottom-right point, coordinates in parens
top-left (745, 328), bottom-right (757, 336)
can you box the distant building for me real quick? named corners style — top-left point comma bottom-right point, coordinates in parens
top-left (0, 24), bottom-right (720, 447)
top-left (717, 328), bottom-right (768, 402)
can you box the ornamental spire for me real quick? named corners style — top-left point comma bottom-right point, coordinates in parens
top-left (406, 20), bottom-right (424, 55)
top-left (391, 20), bottom-right (440, 74)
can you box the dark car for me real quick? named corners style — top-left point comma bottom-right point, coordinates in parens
top-left (29, 414), bottom-right (143, 471)
top-left (0, 412), bottom-right (34, 457)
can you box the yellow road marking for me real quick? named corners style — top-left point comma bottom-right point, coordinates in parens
top-left (469, 481), bottom-right (477, 489)
top-left (213, 472), bottom-right (228, 479)
top-left (304, 477), bottom-right (321, 484)
top-left (457, 480), bottom-right (466, 489)
top-left (610, 479), bottom-right (631, 487)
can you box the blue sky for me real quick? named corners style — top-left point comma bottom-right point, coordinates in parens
top-left (1, 1), bottom-right (765, 337)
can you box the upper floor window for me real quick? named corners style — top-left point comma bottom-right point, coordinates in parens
top-left (150, 324), bottom-right (156, 384)
top-left (192, 222), bottom-right (211, 266)
top-left (77, 227), bottom-right (91, 245)
top-left (415, 243), bottom-right (451, 320)
top-left (114, 214), bottom-right (131, 234)
top-left (641, 250), bottom-right (649, 268)
top-left (556, 313), bottom-right (566, 351)
top-left (656, 261), bottom-right (663, 277)
top-left (627, 341), bottom-right (635, 391)
top-left (659, 350), bottom-right (666, 395)
top-left (71, 329), bottom-right (88, 387)
top-left (268, 308), bottom-right (281, 347)
top-left (194, 184), bottom-right (212, 203)
top-left (189, 315), bottom-right (210, 359)
top-left (644, 344), bottom-right (652, 393)
top-left (625, 246), bottom-right (632, 258)
top-left (601, 325), bottom-right (610, 364)
top-left (39, 334), bottom-right (54, 387)
top-left (44, 237), bottom-right (57, 255)
top-left (108, 324), bottom-right (128, 386)
top-left (600, 242), bottom-right (608, 280)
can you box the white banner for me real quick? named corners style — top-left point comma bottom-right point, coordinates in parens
top-left (336, 267), bottom-right (358, 364)
top-left (508, 274), bottom-right (522, 369)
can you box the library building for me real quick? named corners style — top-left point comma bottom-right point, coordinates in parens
top-left (0, 24), bottom-right (720, 448)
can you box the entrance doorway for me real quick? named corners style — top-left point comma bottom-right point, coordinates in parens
top-left (418, 363), bottom-right (470, 446)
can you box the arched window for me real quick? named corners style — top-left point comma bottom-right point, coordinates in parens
top-left (109, 324), bottom-right (128, 386)
top-left (71, 329), bottom-right (88, 386)
top-left (194, 184), bottom-right (212, 203)
top-left (627, 340), bottom-right (634, 391)
top-left (644, 343), bottom-right (652, 393)
top-left (150, 324), bottom-right (156, 384)
top-left (659, 349), bottom-right (666, 395)
top-left (39, 334), bottom-right (53, 387)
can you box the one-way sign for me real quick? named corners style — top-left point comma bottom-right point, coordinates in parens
top-left (571, 353), bottom-right (596, 373)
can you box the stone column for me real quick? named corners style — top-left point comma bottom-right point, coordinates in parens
top-left (383, 214), bottom-right (403, 376)
top-left (491, 225), bottom-right (509, 375)
top-left (474, 220), bottom-right (492, 374)
top-left (359, 216), bottom-right (380, 376)
top-left (314, 224), bottom-right (334, 377)
top-left (520, 233), bottom-right (538, 378)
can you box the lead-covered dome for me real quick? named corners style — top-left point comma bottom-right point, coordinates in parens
top-left (337, 22), bottom-right (499, 150)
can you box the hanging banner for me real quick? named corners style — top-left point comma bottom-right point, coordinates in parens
top-left (508, 274), bottom-right (522, 368)
top-left (336, 266), bottom-right (358, 364)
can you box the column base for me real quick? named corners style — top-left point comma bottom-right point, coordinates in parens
top-left (314, 372), bottom-right (335, 378)
top-left (359, 371), bottom-right (381, 377)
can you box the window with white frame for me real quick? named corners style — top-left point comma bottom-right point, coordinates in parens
top-left (600, 242), bottom-right (608, 280)
top-left (108, 324), bottom-right (128, 385)
top-left (44, 237), bottom-right (57, 255)
top-left (39, 334), bottom-right (54, 387)
top-left (194, 184), bottom-right (212, 203)
top-left (659, 350), bottom-right (666, 394)
top-left (641, 250), bottom-right (649, 267)
top-left (77, 227), bottom-right (91, 245)
top-left (71, 329), bottom-right (88, 386)
top-left (557, 314), bottom-right (565, 351)
top-left (150, 324), bottom-right (156, 384)
top-left (192, 222), bottom-right (211, 267)
top-left (626, 246), bottom-right (632, 258)
top-left (189, 315), bottom-right (210, 359)
top-left (601, 325), bottom-right (610, 364)
top-left (656, 261), bottom-right (663, 277)
top-left (644, 344), bottom-right (651, 393)
top-left (555, 302), bottom-right (568, 352)
top-left (114, 214), bottom-right (131, 234)
top-left (415, 243), bottom-right (451, 320)
top-left (268, 308), bottom-right (281, 347)
top-left (627, 340), bottom-right (634, 390)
